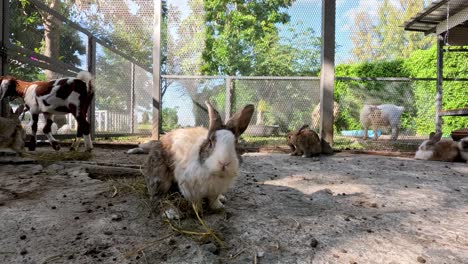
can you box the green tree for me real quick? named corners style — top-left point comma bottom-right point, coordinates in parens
top-left (351, 11), bottom-right (377, 62)
top-left (404, 46), bottom-right (468, 135)
top-left (162, 107), bottom-right (179, 132)
top-left (141, 111), bottom-right (150, 124)
top-left (202, 0), bottom-right (294, 76)
top-left (9, 0), bottom-right (85, 80)
top-left (351, 0), bottom-right (434, 62)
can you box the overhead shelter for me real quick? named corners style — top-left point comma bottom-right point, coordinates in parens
top-left (403, 0), bottom-right (468, 133)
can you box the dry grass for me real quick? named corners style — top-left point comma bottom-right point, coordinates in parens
top-left (109, 177), bottom-right (149, 199)
top-left (26, 151), bottom-right (93, 162)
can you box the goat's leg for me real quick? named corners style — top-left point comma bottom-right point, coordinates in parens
top-left (28, 114), bottom-right (39, 151)
top-left (70, 137), bottom-right (82, 151)
top-left (391, 126), bottom-right (399, 140)
top-left (76, 115), bottom-right (93, 152)
top-left (362, 122), bottom-right (369, 140)
top-left (372, 124), bottom-right (379, 140)
top-left (42, 113), bottom-right (60, 151)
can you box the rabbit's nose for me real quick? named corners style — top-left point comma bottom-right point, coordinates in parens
top-left (218, 161), bottom-right (231, 171)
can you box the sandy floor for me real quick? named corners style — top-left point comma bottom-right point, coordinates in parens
top-left (0, 146), bottom-right (467, 264)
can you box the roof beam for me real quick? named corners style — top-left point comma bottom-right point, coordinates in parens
top-left (404, 0), bottom-right (448, 30)
top-left (436, 5), bottom-right (468, 34)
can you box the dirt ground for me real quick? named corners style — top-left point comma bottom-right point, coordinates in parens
top-left (1, 145), bottom-right (467, 264)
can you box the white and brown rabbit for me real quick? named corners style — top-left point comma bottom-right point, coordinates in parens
top-left (0, 105), bottom-right (26, 154)
top-left (287, 124), bottom-right (321, 158)
top-left (144, 101), bottom-right (254, 210)
top-left (414, 132), bottom-right (459, 162)
top-left (458, 136), bottom-right (468, 162)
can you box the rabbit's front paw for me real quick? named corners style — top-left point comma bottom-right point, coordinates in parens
top-left (209, 197), bottom-right (225, 210)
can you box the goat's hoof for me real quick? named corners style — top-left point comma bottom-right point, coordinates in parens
top-left (28, 144), bottom-right (36, 151)
top-left (85, 148), bottom-right (93, 153)
top-left (69, 147), bottom-right (76, 152)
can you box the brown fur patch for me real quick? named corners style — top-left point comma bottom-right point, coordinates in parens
top-left (144, 136), bottom-right (176, 200)
top-left (31, 81), bottom-right (54, 97)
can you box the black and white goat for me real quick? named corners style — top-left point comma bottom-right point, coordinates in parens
top-left (0, 71), bottom-right (95, 151)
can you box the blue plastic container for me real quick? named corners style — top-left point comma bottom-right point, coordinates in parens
top-left (340, 130), bottom-right (382, 138)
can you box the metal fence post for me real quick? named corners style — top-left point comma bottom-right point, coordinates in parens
top-left (435, 34), bottom-right (443, 133)
top-left (0, 0), bottom-right (9, 117)
top-left (225, 76), bottom-right (233, 119)
top-left (319, 0), bottom-right (335, 154)
top-left (152, 0), bottom-right (162, 140)
top-left (87, 36), bottom-right (96, 139)
top-left (130, 63), bottom-right (135, 134)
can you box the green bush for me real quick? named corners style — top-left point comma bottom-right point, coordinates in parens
top-left (404, 46), bottom-right (468, 135)
top-left (335, 47), bottom-right (468, 136)
top-left (334, 60), bottom-right (415, 133)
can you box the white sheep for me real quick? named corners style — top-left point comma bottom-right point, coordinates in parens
top-left (360, 104), bottom-right (404, 140)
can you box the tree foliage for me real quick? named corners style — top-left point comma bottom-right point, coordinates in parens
top-left (335, 46), bottom-right (468, 136)
top-left (202, 0), bottom-right (294, 76)
top-left (404, 46), bottom-right (468, 135)
top-left (351, 0), bottom-right (434, 62)
top-left (9, 0), bottom-right (85, 80)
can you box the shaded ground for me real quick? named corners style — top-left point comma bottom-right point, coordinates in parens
top-left (1, 146), bottom-right (467, 264)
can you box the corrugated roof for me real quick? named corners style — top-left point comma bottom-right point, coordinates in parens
top-left (403, 0), bottom-right (468, 34)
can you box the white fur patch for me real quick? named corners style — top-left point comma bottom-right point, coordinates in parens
top-left (170, 127), bottom-right (239, 203)
top-left (45, 133), bottom-right (57, 142)
top-left (84, 134), bottom-right (93, 151)
top-left (24, 85), bottom-right (39, 112)
top-left (414, 150), bottom-right (433, 160)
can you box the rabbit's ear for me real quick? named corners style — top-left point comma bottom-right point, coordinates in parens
top-left (296, 124), bottom-right (309, 134)
top-left (225, 104), bottom-right (254, 138)
top-left (430, 132), bottom-right (442, 142)
top-left (205, 101), bottom-right (223, 138)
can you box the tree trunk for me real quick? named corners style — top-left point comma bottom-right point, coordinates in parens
top-left (42, 0), bottom-right (61, 80)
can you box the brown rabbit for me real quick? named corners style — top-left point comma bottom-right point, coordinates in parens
top-left (287, 124), bottom-right (321, 158)
top-left (458, 136), bottom-right (468, 162)
top-left (0, 105), bottom-right (26, 154)
top-left (414, 132), bottom-right (459, 162)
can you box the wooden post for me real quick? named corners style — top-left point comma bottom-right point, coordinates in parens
top-left (435, 34), bottom-right (444, 133)
top-left (225, 76), bottom-right (233, 119)
top-left (130, 63), bottom-right (135, 134)
top-left (152, 0), bottom-right (162, 140)
top-left (319, 0), bottom-right (335, 154)
top-left (87, 36), bottom-right (96, 139)
top-left (0, 0), bottom-right (9, 117)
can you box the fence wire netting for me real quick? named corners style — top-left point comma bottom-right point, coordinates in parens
top-left (2, 0), bottom-right (467, 152)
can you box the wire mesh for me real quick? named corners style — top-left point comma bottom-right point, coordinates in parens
top-left (161, 77), bottom-right (226, 131)
top-left (133, 65), bottom-right (154, 135)
top-left (94, 43), bottom-right (133, 134)
top-left (3, 0), bottom-right (468, 153)
top-left (9, 0), bottom-right (87, 77)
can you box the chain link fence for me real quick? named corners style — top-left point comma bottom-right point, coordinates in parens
top-left (2, 0), bottom-right (467, 152)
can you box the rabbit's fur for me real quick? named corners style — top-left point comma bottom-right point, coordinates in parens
top-left (0, 105), bottom-right (25, 153)
top-left (127, 140), bottom-right (157, 154)
top-left (287, 124), bottom-right (321, 157)
top-left (415, 132), bottom-right (459, 162)
top-left (144, 101), bottom-right (254, 209)
top-left (458, 137), bottom-right (468, 162)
